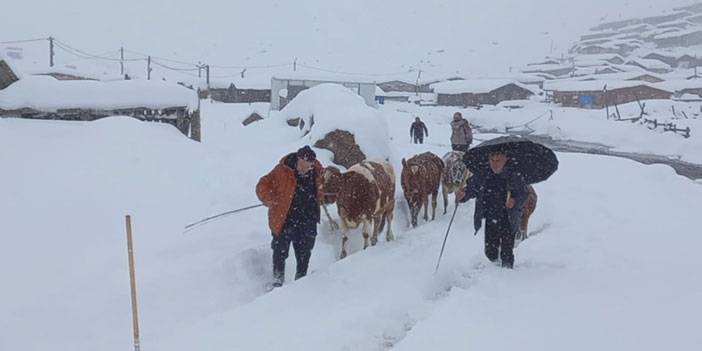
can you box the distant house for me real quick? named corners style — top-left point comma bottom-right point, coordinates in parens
top-left (378, 80), bottom-right (420, 93)
top-left (575, 72), bottom-right (665, 84)
top-left (431, 79), bottom-right (534, 107)
top-left (0, 76), bottom-right (201, 141)
top-left (656, 80), bottom-right (702, 97)
top-left (522, 64), bottom-right (573, 77)
top-left (655, 29), bottom-right (702, 48)
top-left (544, 80), bottom-right (672, 109)
top-left (270, 76), bottom-right (376, 110)
top-left (375, 86), bottom-right (412, 103)
top-left (625, 59), bottom-right (672, 74)
top-left (575, 54), bottom-right (626, 65)
top-left (203, 79), bottom-right (271, 103)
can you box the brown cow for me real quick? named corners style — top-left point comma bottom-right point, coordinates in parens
top-left (516, 185), bottom-right (538, 241)
top-left (441, 151), bottom-right (472, 215)
top-left (322, 160), bottom-right (395, 259)
top-left (401, 152), bottom-right (444, 227)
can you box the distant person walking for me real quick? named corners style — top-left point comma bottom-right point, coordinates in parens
top-left (450, 112), bottom-right (472, 152)
top-left (410, 117), bottom-right (429, 144)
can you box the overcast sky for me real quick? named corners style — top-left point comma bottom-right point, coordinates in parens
top-left (1, 0), bottom-right (696, 77)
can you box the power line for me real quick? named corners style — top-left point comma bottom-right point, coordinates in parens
top-left (123, 49), bottom-right (197, 66)
top-left (150, 59), bottom-right (199, 72)
top-left (0, 37), bottom-right (48, 44)
top-left (296, 62), bottom-right (412, 77)
top-left (54, 40), bottom-right (144, 62)
top-left (210, 62), bottom-right (292, 70)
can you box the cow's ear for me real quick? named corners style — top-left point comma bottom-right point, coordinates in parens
top-left (401, 158), bottom-right (407, 168)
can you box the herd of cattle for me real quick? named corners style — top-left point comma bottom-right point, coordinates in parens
top-left (320, 150), bottom-right (538, 259)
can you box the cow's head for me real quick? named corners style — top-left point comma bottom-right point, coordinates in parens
top-left (321, 166), bottom-right (342, 204)
top-left (401, 158), bottom-right (424, 227)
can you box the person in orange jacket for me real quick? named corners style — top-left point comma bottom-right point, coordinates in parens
top-left (256, 146), bottom-right (325, 288)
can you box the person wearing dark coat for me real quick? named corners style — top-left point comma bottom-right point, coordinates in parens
top-left (256, 146), bottom-right (324, 287)
top-left (410, 117), bottom-right (429, 144)
top-left (456, 151), bottom-right (528, 268)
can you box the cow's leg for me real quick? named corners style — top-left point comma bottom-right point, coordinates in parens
top-left (370, 215), bottom-right (381, 246)
top-left (362, 219), bottom-right (371, 250)
top-left (340, 219), bottom-right (350, 259)
top-left (385, 208), bottom-right (395, 242)
top-left (323, 204), bottom-right (339, 231)
top-left (431, 189), bottom-right (438, 221)
top-left (423, 196), bottom-right (429, 222)
top-left (442, 184), bottom-right (449, 215)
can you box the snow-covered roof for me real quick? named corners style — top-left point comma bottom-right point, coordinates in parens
top-left (573, 60), bottom-right (612, 68)
top-left (583, 71), bottom-right (665, 82)
top-left (655, 79), bottom-right (702, 92)
top-left (0, 75), bottom-right (198, 111)
top-left (673, 93), bottom-right (702, 101)
top-left (574, 54), bottom-right (625, 62)
top-left (430, 79), bottom-right (531, 94)
top-left (655, 28), bottom-right (702, 40)
top-left (543, 79), bottom-right (670, 92)
top-left (626, 58), bottom-right (672, 70)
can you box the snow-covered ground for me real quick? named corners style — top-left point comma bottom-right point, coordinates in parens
top-left (386, 100), bottom-right (702, 164)
top-left (1, 95), bottom-right (701, 350)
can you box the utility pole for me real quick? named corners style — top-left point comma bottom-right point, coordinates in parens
top-left (197, 62), bottom-right (202, 78)
top-left (293, 57), bottom-right (297, 72)
top-left (205, 64), bottom-right (210, 89)
top-left (240, 68), bottom-right (247, 79)
top-left (415, 69), bottom-right (422, 96)
top-left (49, 36), bottom-right (54, 67)
top-left (120, 47), bottom-right (124, 76)
top-left (147, 56), bottom-right (151, 80)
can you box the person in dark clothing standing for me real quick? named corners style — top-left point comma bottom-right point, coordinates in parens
top-left (456, 151), bottom-right (528, 268)
top-left (410, 117), bottom-right (429, 144)
top-left (256, 146), bottom-right (324, 287)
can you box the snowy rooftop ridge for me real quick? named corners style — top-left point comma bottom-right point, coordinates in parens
top-left (543, 79), bottom-right (673, 92)
top-left (430, 79), bottom-right (531, 94)
top-left (0, 75), bottom-right (199, 111)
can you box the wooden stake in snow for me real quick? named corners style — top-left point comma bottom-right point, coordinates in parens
top-left (125, 215), bottom-right (141, 351)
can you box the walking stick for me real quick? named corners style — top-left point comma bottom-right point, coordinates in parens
top-left (184, 204), bottom-right (264, 232)
top-left (435, 204), bottom-right (459, 273)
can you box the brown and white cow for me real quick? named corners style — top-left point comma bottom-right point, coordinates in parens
top-left (322, 160), bottom-right (395, 259)
top-left (441, 151), bottom-right (472, 215)
top-left (516, 185), bottom-right (538, 241)
top-left (401, 152), bottom-right (444, 228)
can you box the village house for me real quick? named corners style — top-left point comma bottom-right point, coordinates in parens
top-left (544, 80), bottom-right (672, 109)
top-left (0, 57), bottom-right (201, 141)
top-left (431, 79), bottom-right (534, 107)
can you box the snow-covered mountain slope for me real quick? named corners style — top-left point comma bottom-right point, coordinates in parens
top-left (1, 101), bottom-right (701, 350)
top-left (0, 0), bottom-right (693, 80)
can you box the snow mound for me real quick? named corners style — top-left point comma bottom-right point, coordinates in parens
top-left (276, 83), bottom-right (391, 163)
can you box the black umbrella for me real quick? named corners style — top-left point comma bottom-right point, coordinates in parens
top-left (463, 135), bottom-right (558, 184)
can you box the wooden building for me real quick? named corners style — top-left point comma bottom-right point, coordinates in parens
top-left (432, 80), bottom-right (534, 107)
top-left (544, 81), bottom-right (672, 109)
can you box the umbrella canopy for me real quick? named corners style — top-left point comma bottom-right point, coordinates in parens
top-left (463, 135), bottom-right (558, 184)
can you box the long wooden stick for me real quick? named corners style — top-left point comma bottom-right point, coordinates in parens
top-left (125, 215), bottom-right (141, 351)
